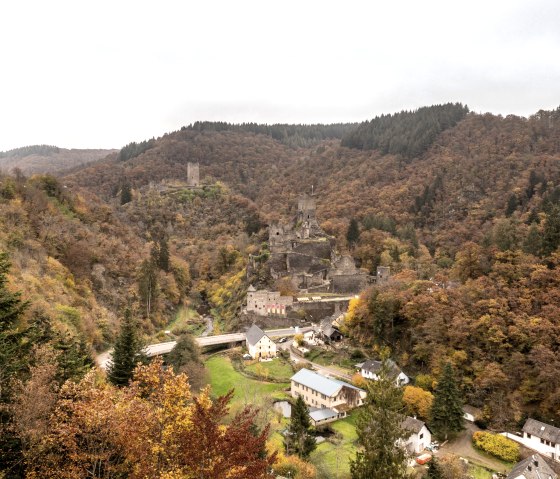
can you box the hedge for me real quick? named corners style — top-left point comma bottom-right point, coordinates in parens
top-left (472, 431), bottom-right (519, 462)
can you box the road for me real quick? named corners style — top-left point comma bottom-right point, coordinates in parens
top-left (437, 422), bottom-right (511, 474)
top-left (96, 326), bottom-right (312, 370)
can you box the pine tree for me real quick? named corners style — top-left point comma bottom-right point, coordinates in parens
top-left (350, 354), bottom-right (408, 479)
top-left (346, 218), bottom-right (360, 247)
top-left (0, 252), bottom-right (29, 477)
top-left (505, 194), bottom-right (518, 217)
top-left (286, 395), bottom-right (316, 458)
top-left (107, 309), bottom-right (145, 387)
top-left (541, 206), bottom-right (560, 257)
top-left (430, 362), bottom-right (464, 440)
top-left (120, 182), bottom-right (132, 205)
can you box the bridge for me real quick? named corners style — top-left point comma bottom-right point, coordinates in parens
top-left (96, 327), bottom-right (311, 370)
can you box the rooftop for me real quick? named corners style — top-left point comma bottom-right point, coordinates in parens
top-left (291, 368), bottom-right (364, 398)
top-left (308, 407), bottom-right (338, 422)
top-left (245, 324), bottom-right (267, 346)
top-left (522, 418), bottom-right (560, 444)
top-left (507, 453), bottom-right (557, 479)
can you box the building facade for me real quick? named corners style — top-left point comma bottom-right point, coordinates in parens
top-left (245, 324), bottom-right (276, 359)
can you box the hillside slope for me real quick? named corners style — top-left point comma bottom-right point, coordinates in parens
top-left (0, 145), bottom-right (116, 174)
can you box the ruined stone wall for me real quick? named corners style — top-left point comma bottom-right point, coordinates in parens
top-left (332, 274), bottom-right (369, 294)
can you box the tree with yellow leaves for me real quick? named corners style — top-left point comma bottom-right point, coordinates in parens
top-left (26, 358), bottom-right (276, 479)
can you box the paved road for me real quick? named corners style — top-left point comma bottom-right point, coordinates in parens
top-left (96, 326), bottom-right (312, 370)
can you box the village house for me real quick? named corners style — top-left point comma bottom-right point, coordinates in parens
top-left (245, 324), bottom-right (276, 359)
top-left (290, 368), bottom-right (366, 426)
top-left (522, 418), bottom-right (560, 462)
top-left (358, 359), bottom-right (410, 386)
top-left (507, 453), bottom-right (557, 479)
top-left (401, 416), bottom-right (432, 454)
top-left (317, 314), bottom-right (343, 342)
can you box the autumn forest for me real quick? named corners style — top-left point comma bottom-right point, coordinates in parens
top-left (2, 103), bottom-right (560, 477)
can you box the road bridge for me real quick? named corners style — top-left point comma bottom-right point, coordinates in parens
top-left (96, 327), bottom-right (311, 370)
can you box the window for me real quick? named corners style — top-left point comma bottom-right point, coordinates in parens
top-left (527, 433), bottom-right (531, 439)
top-left (419, 433), bottom-right (423, 439)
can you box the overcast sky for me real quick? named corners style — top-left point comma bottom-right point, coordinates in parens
top-left (1, 0), bottom-right (559, 151)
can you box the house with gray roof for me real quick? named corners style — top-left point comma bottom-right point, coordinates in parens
top-left (318, 315), bottom-right (343, 342)
top-left (522, 418), bottom-right (560, 462)
top-left (290, 368), bottom-right (366, 424)
top-left (507, 453), bottom-right (557, 479)
top-left (245, 324), bottom-right (276, 359)
top-left (359, 359), bottom-right (410, 386)
top-left (401, 416), bottom-right (432, 454)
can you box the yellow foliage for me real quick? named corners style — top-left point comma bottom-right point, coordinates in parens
top-left (403, 385), bottom-right (434, 420)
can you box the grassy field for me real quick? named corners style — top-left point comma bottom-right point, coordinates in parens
top-left (305, 347), bottom-right (357, 371)
top-left (469, 464), bottom-right (494, 479)
top-left (206, 355), bottom-right (289, 401)
top-left (244, 357), bottom-right (295, 381)
top-left (309, 412), bottom-right (359, 478)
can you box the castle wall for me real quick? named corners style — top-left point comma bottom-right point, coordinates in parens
top-left (247, 290), bottom-right (293, 316)
top-left (332, 274), bottom-right (369, 294)
top-left (292, 241), bottom-right (332, 259)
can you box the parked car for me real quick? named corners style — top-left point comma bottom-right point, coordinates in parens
top-left (278, 337), bottom-right (287, 343)
top-left (242, 353), bottom-right (252, 360)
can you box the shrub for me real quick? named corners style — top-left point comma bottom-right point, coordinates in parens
top-left (472, 431), bottom-right (519, 462)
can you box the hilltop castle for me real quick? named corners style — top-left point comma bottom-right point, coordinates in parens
top-left (265, 194), bottom-right (372, 294)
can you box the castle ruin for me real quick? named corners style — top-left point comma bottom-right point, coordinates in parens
top-left (187, 162), bottom-right (200, 187)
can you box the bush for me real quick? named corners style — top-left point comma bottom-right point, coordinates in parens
top-left (472, 431), bottom-right (519, 462)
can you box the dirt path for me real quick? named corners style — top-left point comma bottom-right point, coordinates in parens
top-left (437, 422), bottom-right (510, 474)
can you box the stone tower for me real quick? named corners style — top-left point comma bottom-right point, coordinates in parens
top-left (187, 162), bottom-right (200, 187)
top-left (297, 194), bottom-right (316, 223)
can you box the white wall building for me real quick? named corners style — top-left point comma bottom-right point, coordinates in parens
top-left (359, 359), bottom-right (410, 386)
top-left (521, 418), bottom-right (560, 462)
top-left (401, 416), bottom-right (432, 454)
top-left (245, 324), bottom-right (276, 359)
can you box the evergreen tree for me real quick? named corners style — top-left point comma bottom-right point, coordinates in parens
top-left (505, 194), bottom-right (518, 217)
top-left (430, 362), bottom-right (464, 440)
top-left (285, 395), bottom-right (316, 458)
top-left (350, 354), bottom-right (408, 479)
top-left (157, 237), bottom-right (170, 272)
top-left (346, 218), bottom-right (360, 247)
top-left (426, 458), bottom-right (444, 478)
top-left (541, 206), bottom-right (560, 257)
top-left (523, 224), bottom-right (542, 256)
top-left (107, 309), bottom-right (145, 387)
top-left (0, 252), bottom-right (29, 477)
top-left (120, 182), bottom-right (132, 205)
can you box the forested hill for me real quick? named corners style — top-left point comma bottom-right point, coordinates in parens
top-left (0, 144), bottom-right (116, 174)
top-left (3, 104), bottom-right (560, 428)
top-left (66, 106), bottom-right (560, 257)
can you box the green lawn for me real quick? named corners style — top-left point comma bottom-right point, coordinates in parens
top-left (206, 355), bottom-right (289, 401)
top-left (469, 465), bottom-right (494, 479)
top-left (305, 347), bottom-right (356, 371)
top-left (309, 413), bottom-right (359, 478)
top-left (245, 358), bottom-right (295, 381)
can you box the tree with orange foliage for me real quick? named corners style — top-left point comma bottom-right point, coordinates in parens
top-left (26, 358), bottom-right (276, 479)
